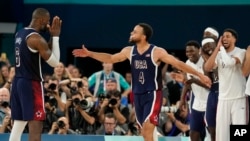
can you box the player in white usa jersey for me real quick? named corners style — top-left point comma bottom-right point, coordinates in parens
top-left (204, 28), bottom-right (248, 141)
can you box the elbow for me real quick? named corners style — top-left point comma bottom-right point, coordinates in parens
top-left (204, 64), bottom-right (213, 72)
top-left (88, 117), bottom-right (96, 125)
top-left (242, 70), bottom-right (249, 77)
top-left (46, 54), bottom-right (60, 67)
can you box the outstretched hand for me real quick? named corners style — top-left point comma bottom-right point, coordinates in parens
top-left (72, 45), bottom-right (90, 58)
top-left (199, 74), bottom-right (212, 88)
top-left (170, 72), bottom-right (186, 83)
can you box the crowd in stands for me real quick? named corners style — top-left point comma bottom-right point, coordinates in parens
top-left (0, 53), bottom-right (187, 136)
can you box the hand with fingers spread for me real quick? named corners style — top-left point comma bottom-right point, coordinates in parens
top-left (72, 45), bottom-right (91, 57)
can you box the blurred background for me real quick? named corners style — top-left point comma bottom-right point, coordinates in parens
top-left (1, 0), bottom-right (250, 77)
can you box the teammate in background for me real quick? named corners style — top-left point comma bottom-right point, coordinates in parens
top-left (201, 27), bottom-right (219, 141)
top-left (72, 23), bottom-right (211, 141)
top-left (204, 28), bottom-right (247, 141)
top-left (203, 27), bottom-right (219, 43)
top-left (201, 37), bottom-right (218, 141)
top-left (242, 45), bottom-right (250, 126)
top-left (9, 8), bottom-right (62, 141)
top-left (180, 40), bottom-right (209, 141)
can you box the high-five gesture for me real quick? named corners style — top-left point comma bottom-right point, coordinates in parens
top-left (72, 45), bottom-right (91, 57)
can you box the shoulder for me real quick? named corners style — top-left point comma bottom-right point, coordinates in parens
top-left (153, 46), bottom-right (167, 53)
top-left (26, 32), bottom-right (46, 50)
top-left (121, 46), bottom-right (133, 53)
top-left (235, 47), bottom-right (246, 52)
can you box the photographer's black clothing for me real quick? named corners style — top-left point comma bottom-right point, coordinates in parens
top-left (68, 105), bottom-right (100, 134)
top-left (104, 106), bottom-right (130, 123)
top-left (43, 109), bottom-right (59, 133)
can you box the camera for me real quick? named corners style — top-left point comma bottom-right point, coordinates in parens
top-left (98, 93), bottom-right (110, 101)
top-left (73, 98), bottom-right (81, 105)
top-left (108, 98), bottom-right (117, 106)
top-left (0, 101), bottom-right (9, 108)
top-left (44, 96), bottom-right (57, 107)
top-left (70, 87), bottom-right (78, 94)
top-left (48, 83), bottom-right (57, 91)
top-left (77, 81), bottom-right (83, 88)
top-left (128, 122), bottom-right (139, 135)
top-left (79, 99), bottom-right (94, 110)
top-left (73, 98), bottom-right (94, 110)
top-left (57, 120), bottom-right (65, 129)
top-left (161, 106), bottom-right (177, 113)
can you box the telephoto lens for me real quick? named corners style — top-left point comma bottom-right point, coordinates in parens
top-left (48, 83), bottom-right (57, 90)
top-left (57, 120), bottom-right (65, 128)
top-left (0, 101), bottom-right (9, 108)
top-left (79, 99), bottom-right (94, 110)
top-left (108, 98), bottom-right (117, 106)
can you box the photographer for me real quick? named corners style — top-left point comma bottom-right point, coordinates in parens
top-left (97, 90), bottom-right (130, 134)
top-left (65, 91), bottom-right (99, 134)
top-left (59, 77), bottom-right (93, 99)
top-left (0, 88), bottom-right (11, 126)
top-left (43, 77), bottom-right (67, 133)
top-left (0, 88), bottom-right (12, 133)
top-left (43, 95), bottom-right (60, 133)
top-left (160, 104), bottom-right (190, 136)
top-left (48, 116), bottom-right (76, 134)
top-left (45, 77), bottom-right (67, 113)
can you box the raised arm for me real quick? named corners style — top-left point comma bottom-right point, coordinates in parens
top-left (72, 45), bottom-right (131, 63)
top-left (156, 47), bottom-right (211, 88)
top-left (204, 37), bottom-right (221, 72)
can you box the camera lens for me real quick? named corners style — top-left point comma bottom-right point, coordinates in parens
top-left (109, 98), bottom-right (117, 105)
top-left (77, 81), bottom-right (83, 87)
top-left (57, 120), bottom-right (65, 128)
top-left (79, 99), bottom-right (94, 110)
top-left (70, 87), bottom-right (78, 94)
top-left (73, 98), bottom-right (80, 105)
top-left (48, 83), bottom-right (56, 90)
top-left (0, 101), bottom-right (9, 108)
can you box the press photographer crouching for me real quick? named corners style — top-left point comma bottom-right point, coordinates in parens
top-left (48, 116), bottom-right (76, 134)
top-left (159, 103), bottom-right (190, 136)
top-left (43, 77), bottom-right (69, 133)
top-left (44, 77), bottom-right (67, 113)
top-left (65, 91), bottom-right (100, 134)
top-left (96, 90), bottom-right (130, 135)
top-left (0, 88), bottom-right (11, 133)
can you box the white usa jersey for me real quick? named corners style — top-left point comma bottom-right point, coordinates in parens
top-left (186, 57), bottom-right (209, 111)
top-left (216, 47), bottom-right (246, 100)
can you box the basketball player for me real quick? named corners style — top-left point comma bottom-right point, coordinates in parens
top-left (72, 23), bottom-right (211, 141)
top-left (204, 28), bottom-right (247, 141)
top-left (9, 8), bottom-right (62, 141)
top-left (201, 27), bottom-right (219, 141)
top-left (201, 37), bottom-right (218, 141)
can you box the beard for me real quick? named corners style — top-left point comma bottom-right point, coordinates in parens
top-left (40, 24), bottom-right (49, 33)
top-left (129, 38), bottom-right (140, 44)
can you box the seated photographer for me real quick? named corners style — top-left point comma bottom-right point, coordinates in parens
top-left (0, 88), bottom-right (12, 133)
top-left (0, 88), bottom-right (11, 125)
top-left (160, 104), bottom-right (190, 136)
top-left (43, 95), bottom-right (61, 133)
top-left (96, 112), bottom-right (126, 135)
top-left (59, 77), bottom-right (93, 98)
top-left (45, 76), bottom-right (67, 113)
top-left (97, 90), bottom-right (130, 133)
top-left (48, 116), bottom-right (76, 134)
top-left (105, 78), bottom-right (129, 107)
top-left (0, 115), bottom-right (12, 133)
top-left (65, 91), bottom-right (100, 134)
